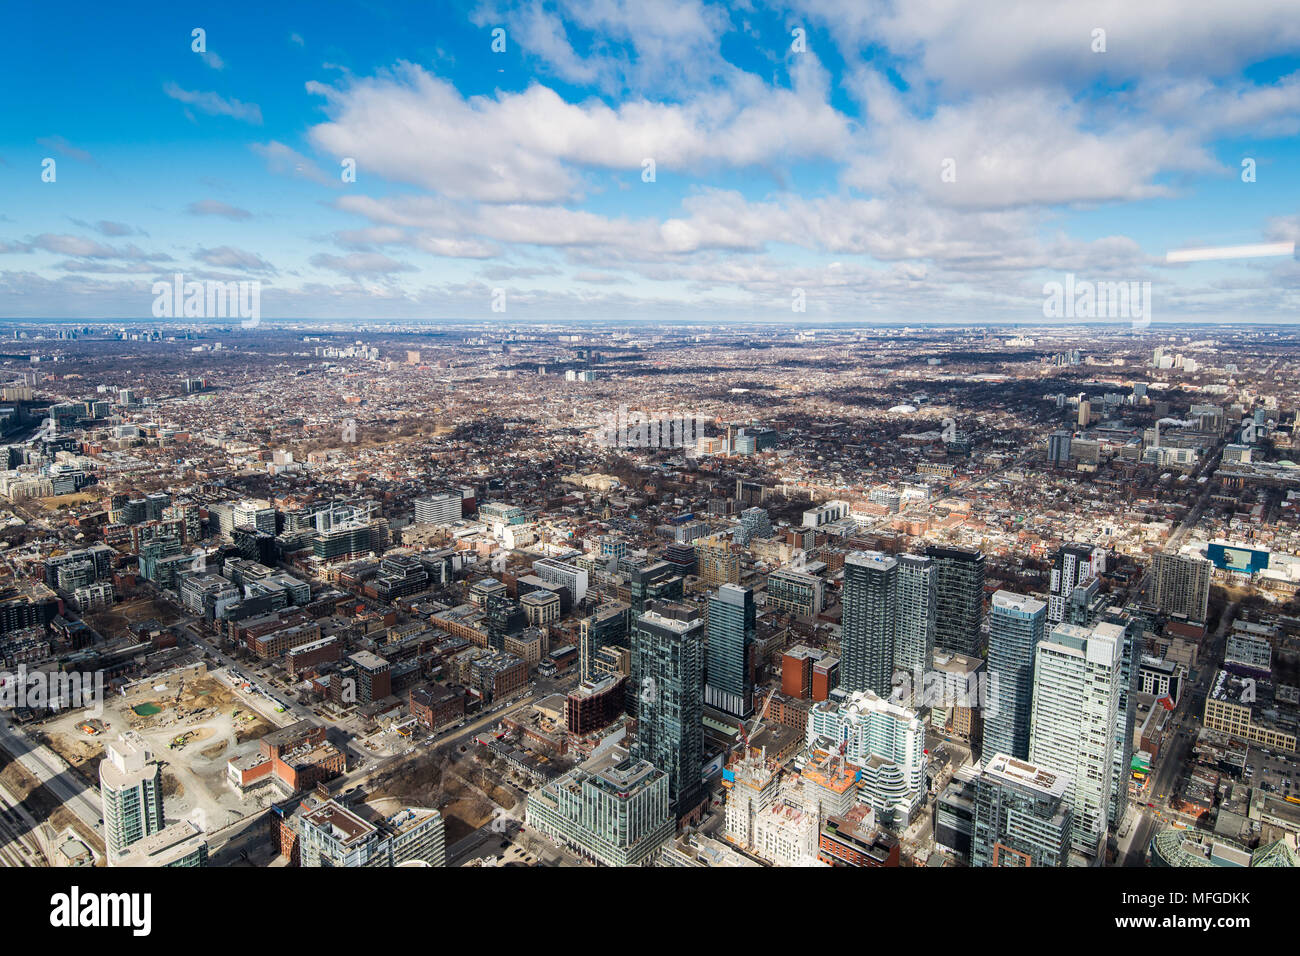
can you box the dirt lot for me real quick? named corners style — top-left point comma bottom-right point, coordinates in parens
top-left (38, 673), bottom-right (281, 833)
top-left (84, 597), bottom-right (181, 640)
top-left (370, 750), bottom-right (517, 846)
top-left (0, 750), bottom-right (103, 856)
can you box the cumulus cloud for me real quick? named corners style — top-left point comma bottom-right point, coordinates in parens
top-left (195, 245), bottom-right (278, 274)
top-left (304, 62), bottom-right (851, 202)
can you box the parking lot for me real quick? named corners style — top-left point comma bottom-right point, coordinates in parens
top-left (1243, 746), bottom-right (1297, 796)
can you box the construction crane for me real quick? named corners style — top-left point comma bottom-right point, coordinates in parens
top-left (738, 686), bottom-right (778, 752)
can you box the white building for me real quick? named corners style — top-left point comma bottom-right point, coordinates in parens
top-left (1028, 621), bottom-right (1123, 857)
top-left (414, 493), bottom-right (461, 525)
top-left (723, 750), bottom-right (780, 850)
top-left (751, 780), bottom-right (823, 867)
top-left (100, 733), bottom-right (165, 861)
top-left (806, 690), bottom-right (927, 827)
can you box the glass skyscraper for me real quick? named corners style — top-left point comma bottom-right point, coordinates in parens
top-left (894, 554), bottom-right (936, 676)
top-left (842, 551), bottom-right (897, 698)
top-left (630, 600), bottom-right (705, 817)
top-left (925, 545), bottom-right (985, 657)
top-left (705, 583), bottom-right (755, 718)
top-left (1104, 608), bottom-right (1141, 829)
top-left (984, 590), bottom-right (1047, 760)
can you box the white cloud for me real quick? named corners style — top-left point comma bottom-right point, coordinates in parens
top-left (163, 83), bottom-right (263, 123)
top-left (305, 62), bottom-right (851, 202)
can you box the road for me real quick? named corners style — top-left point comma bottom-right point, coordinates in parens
top-left (335, 692), bottom-right (538, 793)
top-left (0, 713), bottom-right (102, 835)
top-left (1119, 600), bottom-right (1236, 865)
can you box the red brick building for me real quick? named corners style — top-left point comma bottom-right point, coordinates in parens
top-left (410, 683), bottom-right (465, 730)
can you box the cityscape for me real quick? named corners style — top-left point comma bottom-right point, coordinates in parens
top-left (1, 0), bottom-right (1296, 933)
top-left (0, 321), bottom-right (1294, 878)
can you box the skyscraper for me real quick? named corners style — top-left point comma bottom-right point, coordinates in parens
top-left (971, 753), bottom-right (1072, 868)
top-left (894, 554), bottom-right (936, 676)
top-left (984, 591), bottom-right (1047, 760)
top-left (926, 545), bottom-right (986, 657)
top-left (631, 600), bottom-right (706, 818)
top-left (1028, 621), bottom-right (1122, 857)
top-left (696, 535), bottom-right (741, 586)
top-left (1152, 550), bottom-right (1212, 623)
top-left (1048, 543), bottom-right (1095, 624)
top-left (100, 732), bottom-right (165, 859)
top-left (1103, 608), bottom-right (1141, 830)
top-left (841, 551), bottom-right (898, 698)
top-left (1048, 429), bottom-right (1072, 466)
top-left (705, 583), bottom-right (755, 718)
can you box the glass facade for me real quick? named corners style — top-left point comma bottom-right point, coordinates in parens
top-left (984, 591), bottom-right (1047, 760)
top-left (705, 584), bottom-right (755, 718)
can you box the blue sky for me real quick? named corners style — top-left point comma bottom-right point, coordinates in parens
top-left (2, 0), bottom-right (1300, 323)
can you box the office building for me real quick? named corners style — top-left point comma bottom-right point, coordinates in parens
top-left (1105, 609), bottom-right (1141, 829)
top-left (705, 584), bottom-right (755, 718)
top-left (894, 554), bottom-right (936, 676)
top-left (696, 535), bottom-right (740, 587)
top-left (579, 600), bottom-right (631, 682)
top-left (620, 558), bottom-right (680, 614)
top-left (1048, 543), bottom-right (1095, 624)
top-left (806, 690), bottom-right (928, 827)
top-left (737, 507), bottom-right (772, 545)
top-left (532, 557), bottom-right (589, 606)
top-left (984, 591), bottom-right (1047, 760)
top-left (1152, 550), bottom-right (1212, 623)
top-left (766, 563), bottom-right (826, 618)
top-left (295, 801), bottom-right (446, 867)
top-left (526, 752), bottom-right (674, 866)
top-left (414, 493), bottom-right (461, 525)
top-left (723, 750), bottom-right (780, 850)
top-left (935, 766), bottom-right (979, 859)
top-left (1048, 429), bottom-right (1072, 466)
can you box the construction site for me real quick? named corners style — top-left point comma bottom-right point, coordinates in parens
top-left (35, 666), bottom-right (280, 837)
